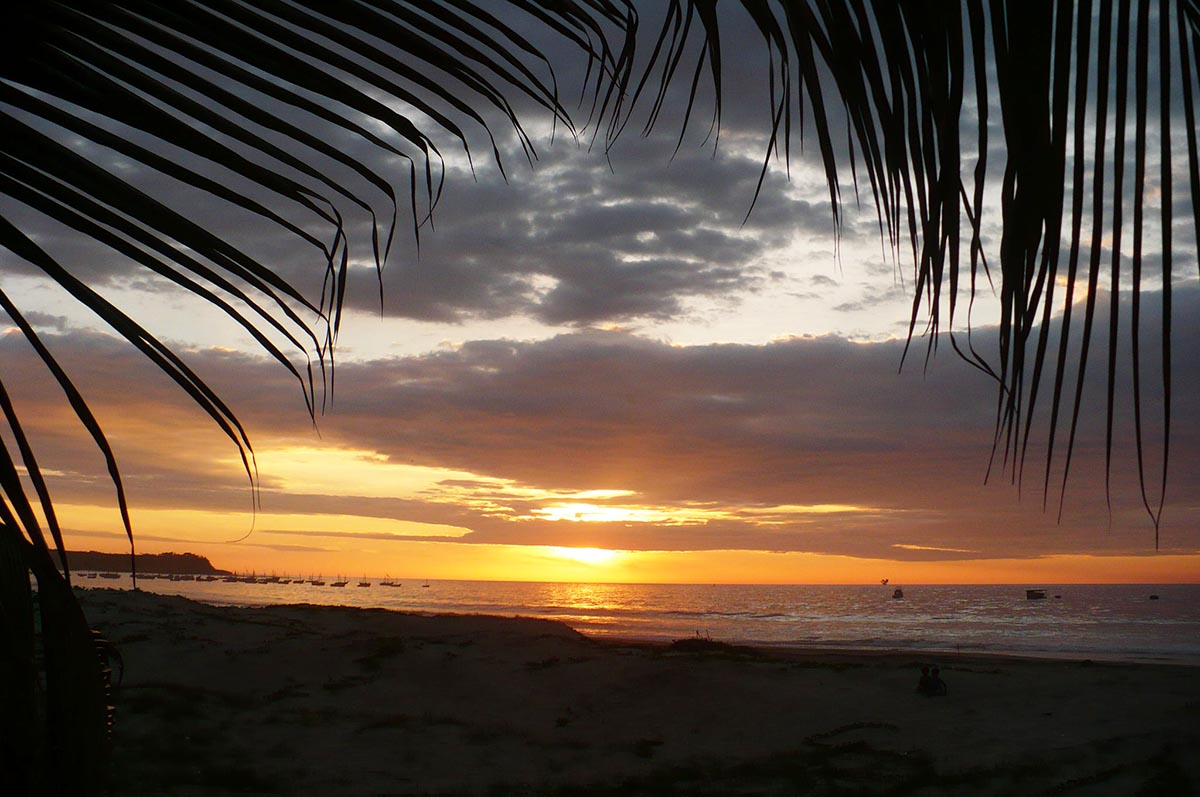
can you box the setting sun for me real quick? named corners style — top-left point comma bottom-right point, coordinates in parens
top-left (547, 546), bottom-right (621, 566)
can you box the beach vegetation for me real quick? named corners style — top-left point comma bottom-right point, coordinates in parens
top-left (667, 635), bottom-right (756, 657)
top-left (2, 1), bottom-right (1199, 792)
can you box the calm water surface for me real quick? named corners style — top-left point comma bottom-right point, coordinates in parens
top-left (81, 575), bottom-right (1200, 665)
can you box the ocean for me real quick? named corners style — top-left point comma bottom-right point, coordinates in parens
top-left (77, 575), bottom-right (1200, 665)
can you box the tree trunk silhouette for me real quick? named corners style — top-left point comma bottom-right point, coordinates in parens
top-left (1, 526), bottom-right (110, 795)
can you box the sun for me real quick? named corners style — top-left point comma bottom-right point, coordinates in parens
top-left (548, 547), bottom-right (619, 566)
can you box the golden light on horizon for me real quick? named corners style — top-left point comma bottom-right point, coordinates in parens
top-left (528, 500), bottom-right (893, 526)
top-left (53, 512), bottom-right (1200, 586)
top-left (48, 502), bottom-right (472, 543)
top-left (547, 546), bottom-right (621, 566)
top-left (232, 446), bottom-right (485, 499)
top-left (42, 444), bottom-right (1199, 587)
top-left (228, 445), bottom-right (902, 533)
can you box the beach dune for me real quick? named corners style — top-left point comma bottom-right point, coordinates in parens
top-left (80, 588), bottom-right (1198, 795)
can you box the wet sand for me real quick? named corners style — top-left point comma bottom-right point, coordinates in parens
top-left (80, 588), bottom-right (1200, 795)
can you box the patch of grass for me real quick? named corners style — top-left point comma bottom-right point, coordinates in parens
top-left (667, 637), bottom-right (756, 657)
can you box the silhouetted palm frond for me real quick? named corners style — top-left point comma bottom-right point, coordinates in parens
top-left (629, 0), bottom-right (1198, 538)
top-left (1, 1), bottom-right (629, 581)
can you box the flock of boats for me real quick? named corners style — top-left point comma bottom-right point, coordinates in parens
top-left (884, 580), bottom-right (1062, 601)
top-left (77, 572), bottom-right (427, 588)
top-left (887, 587), bottom-right (1152, 601)
top-left (79, 573), bottom-right (1160, 602)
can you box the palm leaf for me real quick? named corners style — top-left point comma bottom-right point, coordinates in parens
top-left (0, 521), bottom-right (39, 792)
top-left (625, 1), bottom-right (1197, 533)
top-left (1, 1), bottom-right (630, 563)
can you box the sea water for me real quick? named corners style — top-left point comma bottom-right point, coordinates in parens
top-left (77, 576), bottom-right (1200, 665)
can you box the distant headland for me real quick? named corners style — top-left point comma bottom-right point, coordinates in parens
top-left (64, 550), bottom-right (229, 576)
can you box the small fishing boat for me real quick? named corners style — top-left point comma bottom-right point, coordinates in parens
top-left (892, 587), bottom-right (904, 599)
top-left (357, 578), bottom-right (371, 587)
top-left (1026, 589), bottom-right (1047, 600)
top-left (330, 579), bottom-right (348, 588)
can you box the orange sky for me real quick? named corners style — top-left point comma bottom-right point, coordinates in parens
top-left (6, 314), bottom-right (1195, 586)
top-left (58, 498), bottom-right (1200, 585)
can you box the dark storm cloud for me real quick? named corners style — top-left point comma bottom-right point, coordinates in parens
top-left (355, 138), bottom-right (851, 325)
top-left (6, 110), bottom-right (837, 327)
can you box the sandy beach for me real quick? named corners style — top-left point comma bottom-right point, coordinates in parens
top-left (78, 587), bottom-right (1198, 795)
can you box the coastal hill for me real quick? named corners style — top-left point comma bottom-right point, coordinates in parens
top-left (65, 550), bottom-right (229, 576)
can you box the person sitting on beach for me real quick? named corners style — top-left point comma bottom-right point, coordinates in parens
top-left (928, 666), bottom-right (947, 696)
top-left (916, 665), bottom-right (932, 695)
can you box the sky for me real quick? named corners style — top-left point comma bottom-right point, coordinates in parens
top-left (3, 3), bottom-right (1198, 583)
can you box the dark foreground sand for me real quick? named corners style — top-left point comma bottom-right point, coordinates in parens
top-left (79, 588), bottom-right (1199, 795)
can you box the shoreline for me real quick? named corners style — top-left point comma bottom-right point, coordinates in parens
top-left (91, 583), bottom-right (1200, 668)
top-left (551, 628), bottom-right (1200, 669)
top-left (730, 640), bottom-right (1200, 668)
top-left (76, 587), bottom-right (1200, 794)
